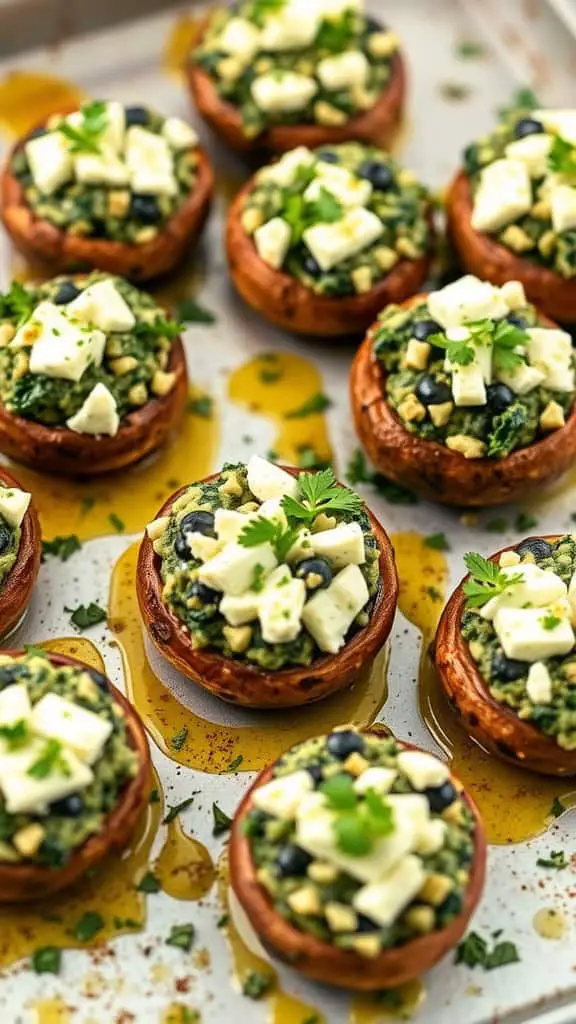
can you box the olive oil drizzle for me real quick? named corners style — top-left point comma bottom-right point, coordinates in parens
top-left (162, 14), bottom-right (205, 77)
top-left (392, 531), bottom-right (575, 844)
top-left (154, 815), bottom-right (215, 901)
top-left (0, 71), bottom-right (84, 137)
top-left (350, 982), bottom-right (426, 1022)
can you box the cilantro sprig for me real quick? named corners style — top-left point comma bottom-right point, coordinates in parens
top-left (283, 186), bottom-right (344, 244)
top-left (320, 773), bottom-right (395, 856)
top-left (431, 319), bottom-right (528, 373)
top-left (27, 739), bottom-right (71, 779)
top-left (282, 468), bottom-right (363, 523)
top-left (462, 552), bottom-right (523, 609)
top-left (56, 99), bottom-right (108, 154)
top-left (0, 719), bottom-right (30, 750)
top-left (548, 135), bottom-right (576, 181)
top-left (0, 281), bottom-right (36, 327)
top-left (238, 516), bottom-right (301, 562)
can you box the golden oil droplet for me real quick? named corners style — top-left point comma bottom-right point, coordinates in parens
top-left (155, 816), bottom-right (215, 900)
top-left (163, 14), bottom-right (204, 76)
top-left (161, 1003), bottom-right (202, 1024)
top-left (0, 72), bottom-right (84, 137)
top-left (31, 999), bottom-right (70, 1024)
top-left (533, 906), bottom-right (568, 940)
top-left (350, 981), bottom-right (426, 1022)
top-left (392, 532), bottom-right (574, 845)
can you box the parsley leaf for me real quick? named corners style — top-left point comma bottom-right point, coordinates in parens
top-left (166, 923), bottom-right (196, 951)
top-left (42, 535), bottom-right (81, 562)
top-left (456, 39), bottom-right (486, 58)
top-left (515, 511), bottom-right (538, 532)
top-left (283, 186), bottom-right (344, 243)
top-left (0, 719), bottom-right (30, 750)
top-left (429, 330), bottom-right (475, 366)
top-left (456, 931), bottom-right (520, 970)
top-left (137, 870), bottom-right (161, 893)
top-left (0, 281), bottom-right (36, 326)
top-left (537, 850), bottom-right (567, 869)
top-left (226, 754), bottom-right (244, 771)
top-left (249, 0), bottom-right (285, 27)
top-left (282, 467), bottom-right (363, 522)
top-left (31, 946), bottom-right (61, 974)
top-left (242, 969), bottom-right (273, 999)
top-left (286, 392), bottom-right (333, 418)
top-left (462, 552), bottom-right (523, 609)
top-left (212, 801), bottom-right (232, 836)
top-left (540, 613), bottom-right (562, 630)
top-left (163, 795), bottom-right (197, 825)
top-left (171, 727), bottom-right (188, 751)
top-left (65, 602), bottom-right (107, 630)
top-left (315, 9), bottom-right (356, 51)
top-left (108, 513), bottom-right (125, 533)
top-left (497, 87), bottom-right (539, 118)
top-left (56, 99), bottom-right (108, 154)
top-left (73, 911), bottom-right (105, 942)
top-left (176, 298), bottom-right (216, 324)
top-left (187, 394), bottom-right (213, 418)
top-left (549, 135), bottom-right (576, 180)
top-left (550, 796), bottom-right (566, 818)
top-left (237, 516), bottom-right (301, 562)
top-left (133, 315), bottom-right (182, 341)
top-left (424, 532), bottom-right (451, 551)
top-left (487, 404), bottom-right (528, 459)
top-left (27, 739), bottom-right (70, 779)
top-left (320, 773), bottom-right (357, 810)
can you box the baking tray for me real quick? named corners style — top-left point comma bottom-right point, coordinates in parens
top-left (0, 2), bottom-right (575, 1022)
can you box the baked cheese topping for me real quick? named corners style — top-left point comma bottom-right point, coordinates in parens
top-left (0, 651), bottom-right (137, 865)
top-left (10, 101), bottom-right (198, 244)
top-left (242, 142), bottom-right (429, 296)
top-left (374, 274), bottom-right (575, 460)
top-left (191, 0), bottom-right (399, 138)
top-left (464, 106), bottom-right (576, 278)
top-left (461, 538), bottom-right (576, 749)
top-left (0, 273), bottom-right (180, 436)
top-left (241, 729), bottom-right (475, 956)
top-left (150, 458), bottom-right (381, 669)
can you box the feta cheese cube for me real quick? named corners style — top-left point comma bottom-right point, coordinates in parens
top-left (24, 132), bottom-right (73, 195)
top-left (32, 693), bottom-right (113, 765)
top-left (125, 126), bottom-right (177, 197)
top-left (296, 806), bottom-right (414, 883)
top-left (161, 116), bottom-right (198, 150)
top-left (258, 146), bottom-right (315, 188)
top-left (526, 662), bottom-right (553, 704)
top-left (260, 3), bottom-right (320, 50)
top-left (310, 521), bottom-right (366, 569)
top-left (302, 564), bottom-right (369, 653)
top-left (303, 207), bottom-right (383, 271)
top-left (74, 146), bottom-right (129, 186)
top-left (252, 769), bottom-right (313, 819)
top-left (396, 750), bottom-right (450, 790)
top-left (0, 684), bottom-right (31, 729)
top-left (317, 50), bottom-right (370, 91)
top-left (68, 279), bottom-right (135, 332)
top-left (259, 566), bottom-right (306, 643)
top-left (187, 533), bottom-right (222, 562)
top-left (534, 108), bottom-right (576, 146)
top-left (220, 590), bottom-right (261, 626)
top-left (304, 162), bottom-right (372, 209)
top-left (0, 487), bottom-right (31, 528)
top-left (353, 767), bottom-right (397, 795)
top-left (480, 563), bottom-right (567, 620)
top-left (494, 604), bottom-right (575, 662)
top-left (451, 362), bottom-right (487, 407)
top-left (427, 275), bottom-right (509, 328)
top-left (352, 854), bottom-right (426, 928)
top-left (214, 509), bottom-right (251, 544)
top-left (471, 158), bottom-right (531, 233)
top-left (251, 71), bottom-right (317, 113)
top-left (504, 134), bottom-right (552, 178)
top-left (500, 280), bottom-right (526, 310)
top-left (526, 327), bottom-right (574, 392)
top-left (0, 740), bottom-right (93, 815)
top-left (217, 17), bottom-right (261, 62)
top-left (66, 383), bottom-right (119, 437)
top-left (550, 184), bottom-right (576, 234)
top-left (198, 541), bottom-right (277, 596)
top-left (496, 361), bottom-right (545, 395)
top-left (15, 301), bottom-right (106, 382)
top-left (253, 217), bottom-right (292, 269)
top-left (247, 456), bottom-right (299, 502)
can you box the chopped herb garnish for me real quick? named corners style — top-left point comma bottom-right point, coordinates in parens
top-left (540, 613), bottom-right (562, 630)
top-left (226, 754), bottom-right (244, 772)
top-left (24, 644), bottom-right (47, 658)
top-left (137, 870), bottom-right (161, 893)
top-left (537, 850), bottom-right (567, 869)
top-left (73, 911), bottom-right (105, 942)
top-left (456, 39), bottom-right (486, 58)
top-left (217, 913), bottom-right (229, 928)
top-left (242, 969), bottom-right (274, 999)
top-left (550, 796), bottom-right (566, 818)
top-left (166, 923), bottom-right (196, 951)
top-left (485, 517), bottom-right (508, 533)
top-left (0, 719), bottom-right (30, 750)
top-left (282, 467), bottom-right (363, 522)
top-left (80, 496), bottom-right (96, 515)
top-left (259, 367), bottom-right (282, 384)
top-left (456, 931), bottom-right (520, 970)
top-left (108, 513), bottom-right (125, 533)
top-left (176, 298), bottom-right (216, 324)
top-left (28, 739), bottom-right (70, 779)
top-left (163, 795), bottom-right (197, 825)
top-left (250, 563), bottom-right (267, 593)
top-left (426, 586), bottom-right (443, 603)
top-left (56, 99), bottom-right (108, 154)
top-left (515, 511), bottom-right (538, 532)
top-left (283, 186), bottom-right (343, 244)
top-left (297, 445), bottom-right (330, 470)
top-left (286, 392), bottom-right (333, 418)
top-left (431, 319), bottom-right (528, 373)
top-left (238, 516), bottom-right (301, 562)
top-left (171, 727), bottom-right (189, 750)
top-left (0, 281), bottom-right (36, 326)
top-left (424, 532), bottom-right (451, 551)
top-left (133, 315), bottom-right (182, 341)
top-left (439, 82), bottom-right (472, 101)
top-left (188, 394), bottom-right (213, 418)
top-left (42, 534), bottom-right (81, 562)
top-left (212, 801), bottom-right (232, 836)
top-left (31, 946), bottom-right (61, 974)
top-left (320, 774), bottom-right (394, 855)
top-left (549, 135), bottom-right (576, 181)
top-left (65, 602), bottom-right (107, 630)
top-left (149, 788), bottom-right (160, 804)
top-left (463, 552), bottom-right (523, 609)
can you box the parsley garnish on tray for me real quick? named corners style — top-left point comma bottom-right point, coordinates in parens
top-left (424, 532), bottom-right (451, 551)
top-left (242, 969), bottom-right (273, 999)
top-left (42, 535), bottom-right (81, 562)
top-left (462, 552), bottom-right (523, 609)
top-left (65, 602), bottom-right (107, 630)
top-left (537, 850), bottom-right (567, 869)
top-left (136, 870), bottom-right (161, 893)
top-left (286, 392), bottom-right (333, 418)
top-left (73, 911), bottom-right (105, 942)
top-left (187, 394), bottom-right (213, 418)
top-left (346, 449), bottom-right (418, 505)
top-left (171, 727), bottom-right (189, 751)
top-left (31, 946), bottom-right (61, 974)
top-left (456, 931), bottom-right (520, 970)
top-left (212, 802), bottom-right (232, 836)
top-left (163, 795), bottom-right (198, 825)
top-left (176, 298), bottom-right (216, 325)
top-left (166, 923), bottom-right (196, 951)
top-left (56, 99), bottom-right (108, 154)
top-left (550, 796), bottom-right (566, 818)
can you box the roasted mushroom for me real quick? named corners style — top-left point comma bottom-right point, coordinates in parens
top-left (226, 143), bottom-right (432, 336)
top-left (447, 106), bottom-right (576, 322)
top-left (0, 649), bottom-right (150, 901)
top-left (229, 727), bottom-right (486, 989)
top-left (0, 469), bottom-right (41, 639)
top-left (187, 6), bottom-right (405, 155)
top-left (1, 100), bottom-right (213, 282)
top-left (0, 273), bottom-right (188, 476)
top-left (137, 457), bottom-right (398, 708)
top-left (435, 537), bottom-right (576, 777)
top-left (350, 274), bottom-right (576, 507)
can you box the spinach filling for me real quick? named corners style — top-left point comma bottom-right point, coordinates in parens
top-left (0, 652), bottom-right (137, 866)
top-left (10, 105), bottom-right (196, 244)
top-left (463, 106), bottom-right (576, 278)
top-left (155, 463), bottom-right (380, 670)
top-left (244, 731), bottom-right (475, 953)
top-left (192, 3), bottom-right (397, 138)
top-left (374, 300), bottom-right (575, 459)
top-left (0, 274), bottom-right (178, 428)
top-left (0, 510), bottom-right (19, 590)
top-left (243, 142), bottom-right (430, 297)
top-left (462, 536), bottom-right (576, 749)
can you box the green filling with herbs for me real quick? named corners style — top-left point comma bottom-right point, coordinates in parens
top-left (192, 3), bottom-right (396, 138)
top-left (373, 299), bottom-right (575, 459)
top-left (0, 652), bottom-right (137, 866)
top-left (0, 508), bottom-right (20, 589)
top-left (155, 462), bottom-right (380, 670)
top-left (243, 732), bottom-right (475, 952)
top-left (10, 104), bottom-right (196, 243)
top-left (463, 106), bottom-right (576, 278)
top-left (243, 142), bottom-right (430, 297)
top-left (462, 536), bottom-right (576, 749)
top-left (0, 274), bottom-right (178, 428)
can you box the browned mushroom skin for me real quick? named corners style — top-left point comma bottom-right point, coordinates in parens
top-left (136, 467), bottom-right (399, 708)
top-left (0, 136), bottom-right (214, 283)
top-left (186, 17), bottom-right (406, 156)
top-left (226, 184), bottom-right (433, 337)
top-left (350, 293), bottom-right (576, 507)
top-left (0, 337), bottom-right (188, 477)
top-left (0, 651), bottom-right (151, 902)
top-left (434, 537), bottom-right (576, 777)
top-left (0, 467), bottom-right (41, 639)
top-left (447, 171), bottom-right (576, 325)
top-left (229, 733), bottom-right (487, 990)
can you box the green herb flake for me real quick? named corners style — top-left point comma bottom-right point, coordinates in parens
top-left (42, 534), bottom-right (81, 561)
top-left (65, 602), bottom-right (107, 630)
top-left (320, 773), bottom-right (357, 810)
top-left (281, 467), bottom-right (363, 523)
top-left (540, 613), bottom-right (562, 631)
top-left (171, 727), bottom-right (189, 751)
top-left (515, 511), bottom-right (538, 532)
top-left (424, 532), bottom-right (451, 551)
top-left (549, 134), bottom-right (576, 180)
top-left (137, 870), bottom-right (161, 893)
top-left (238, 516), bottom-right (301, 562)
top-left (163, 795), bottom-right (197, 825)
top-left (166, 923), bottom-right (196, 951)
top-left (31, 946), bottom-right (62, 974)
top-left (80, 496), bottom-right (96, 515)
top-left (149, 788), bottom-right (161, 804)
top-left (176, 298), bottom-right (216, 324)
top-left (456, 931), bottom-right (520, 970)
top-left (286, 393), bottom-right (333, 418)
top-left (217, 913), bottom-right (229, 928)
top-left (536, 850), bottom-right (567, 869)
top-left (439, 81), bottom-right (472, 102)
top-left (108, 513), bottom-right (125, 533)
top-left (187, 394), bottom-right (213, 418)
top-left (0, 281), bottom-right (36, 326)
top-left (259, 368), bottom-right (282, 384)
top-left (242, 969), bottom-right (274, 999)
top-left (226, 754), bottom-right (244, 772)
top-left (212, 801), bottom-right (232, 836)
top-left (56, 99), bottom-right (108, 154)
top-left (456, 39), bottom-right (486, 59)
top-left (0, 719), bottom-right (30, 750)
top-left (550, 796), bottom-right (566, 818)
top-left (73, 911), bottom-right (105, 942)
top-left (27, 739), bottom-right (70, 780)
top-left (485, 517), bottom-right (509, 533)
